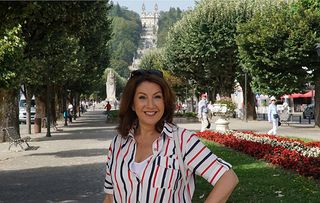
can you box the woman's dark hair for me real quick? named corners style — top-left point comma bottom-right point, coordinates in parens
top-left (116, 70), bottom-right (176, 138)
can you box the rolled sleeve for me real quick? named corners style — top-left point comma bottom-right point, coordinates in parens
top-left (104, 144), bottom-right (114, 194)
top-left (184, 132), bottom-right (231, 186)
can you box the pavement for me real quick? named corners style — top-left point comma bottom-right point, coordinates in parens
top-left (0, 106), bottom-right (319, 202)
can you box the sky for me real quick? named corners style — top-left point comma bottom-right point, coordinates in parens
top-left (112, 0), bottom-right (196, 14)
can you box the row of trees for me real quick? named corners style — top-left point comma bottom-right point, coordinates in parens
top-left (0, 1), bottom-right (112, 135)
top-left (139, 0), bottom-right (320, 126)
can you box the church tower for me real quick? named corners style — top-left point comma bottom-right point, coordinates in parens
top-left (140, 2), bottom-right (159, 49)
top-left (129, 2), bottom-right (159, 70)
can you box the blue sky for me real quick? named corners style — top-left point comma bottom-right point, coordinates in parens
top-left (112, 0), bottom-right (196, 14)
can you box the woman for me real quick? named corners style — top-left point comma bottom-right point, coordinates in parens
top-left (267, 96), bottom-right (279, 135)
top-left (103, 69), bottom-right (238, 203)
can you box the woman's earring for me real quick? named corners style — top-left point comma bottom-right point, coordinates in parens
top-left (132, 106), bottom-right (135, 111)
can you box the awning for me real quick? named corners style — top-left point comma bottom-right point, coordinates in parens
top-left (282, 90), bottom-right (315, 99)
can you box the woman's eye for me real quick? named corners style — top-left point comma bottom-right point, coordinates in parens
top-left (138, 96), bottom-right (146, 100)
top-left (155, 95), bottom-right (162, 99)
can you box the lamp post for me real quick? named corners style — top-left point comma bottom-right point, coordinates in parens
top-left (46, 65), bottom-right (52, 137)
top-left (244, 70), bottom-right (248, 122)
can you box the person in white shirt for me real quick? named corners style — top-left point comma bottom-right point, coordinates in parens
top-left (198, 93), bottom-right (209, 132)
top-left (67, 103), bottom-right (73, 123)
top-left (268, 96), bottom-right (279, 135)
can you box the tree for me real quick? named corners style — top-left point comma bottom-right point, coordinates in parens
top-left (157, 7), bottom-right (183, 47)
top-left (0, 25), bottom-right (25, 131)
top-left (164, 0), bottom-right (258, 117)
top-left (138, 48), bottom-right (189, 102)
top-left (236, 1), bottom-right (320, 125)
top-left (0, 1), bottom-right (113, 134)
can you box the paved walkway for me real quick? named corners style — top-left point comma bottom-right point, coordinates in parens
top-left (0, 109), bottom-right (114, 203)
top-left (0, 108), bottom-right (319, 202)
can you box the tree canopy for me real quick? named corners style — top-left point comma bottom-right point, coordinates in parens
top-left (236, 1), bottom-right (320, 96)
top-left (157, 7), bottom-right (184, 48)
top-left (164, 0), bottom-right (253, 97)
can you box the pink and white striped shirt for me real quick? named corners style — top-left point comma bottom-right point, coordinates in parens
top-left (104, 122), bottom-right (231, 203)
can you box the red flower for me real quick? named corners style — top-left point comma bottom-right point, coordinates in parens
top-left (197, 131), bottom-right (320, 180)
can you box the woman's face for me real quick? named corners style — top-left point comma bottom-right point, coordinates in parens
top-left (133, 81), bottom-right (164, 128)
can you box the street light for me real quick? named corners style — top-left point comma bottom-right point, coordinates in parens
top-left (243, 70), bottom-right (248, 122)
top-left (46, 65), bottom-right (52, 137)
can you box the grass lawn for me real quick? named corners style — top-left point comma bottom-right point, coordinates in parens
top-left (192, 141), bottom-right (320, 203)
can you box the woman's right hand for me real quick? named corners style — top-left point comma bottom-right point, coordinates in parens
top-left (102, 194), bottom-right (113, 203)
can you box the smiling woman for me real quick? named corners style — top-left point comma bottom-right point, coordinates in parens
top-left (102, 69), bottom-right (238, 203)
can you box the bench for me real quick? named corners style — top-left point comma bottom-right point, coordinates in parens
top-left (2, 127), bottom-right (31, 150)
top-left (280, 112), bottom-right (303, 125)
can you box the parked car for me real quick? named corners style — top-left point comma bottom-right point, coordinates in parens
top-left (303, 104), bottom-right (314, 119)
top-left (19, 95), bottom-right (36, 124)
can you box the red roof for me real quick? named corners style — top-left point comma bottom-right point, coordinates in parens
top-left (282, 90), bottom-right (315, 99)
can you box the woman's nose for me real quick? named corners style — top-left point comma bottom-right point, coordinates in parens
top-left (146, 98), bottom-right (154, 107)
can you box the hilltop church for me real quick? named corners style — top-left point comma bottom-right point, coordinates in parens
top-left (129, 2), bottom-right (159, 70)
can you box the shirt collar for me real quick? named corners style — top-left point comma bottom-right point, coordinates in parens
top-left (127, 122), bottom-right (175, 139)
top-left (162, 122), bottom-right (174, 138)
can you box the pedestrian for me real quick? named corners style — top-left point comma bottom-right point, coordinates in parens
top-left (67, 102), bottom-right (73, 123)
top-left (105, 101), bottom-right (111, 119)
top-left (103, 69), bottom-right (238, 203)
top-left (267, 96), bottom-right (279, 135)
top-left (92, 100), bottom-right (96, 111)
top-left (198, 93), bottom-right (210, 132)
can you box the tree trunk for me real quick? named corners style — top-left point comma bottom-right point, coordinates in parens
top-left (0, 88), bottom-right (20, 142)
top-left (247, 91), bottom-right (257, 120)
top-left (35, 94), bottom-right (46, 128)
top-left (238, 76), bottom-right (257, 121)
top-left (25, 88), bottom-right (33, 134)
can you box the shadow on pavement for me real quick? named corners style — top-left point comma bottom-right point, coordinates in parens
top-left (0, 163), bottom-right (106, 202)
top-left (26, 148), bottom-right (107, 158)
top-left (31, 128), bottom-right (115, 142)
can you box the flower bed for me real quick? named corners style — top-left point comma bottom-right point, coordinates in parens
top-left (197, 130), bottom-right (320, 180)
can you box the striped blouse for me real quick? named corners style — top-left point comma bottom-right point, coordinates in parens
top-left (104, 122), bottom-right (231, 203)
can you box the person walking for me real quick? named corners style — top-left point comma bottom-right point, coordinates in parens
top-left (268, 96), bottom-right (279, 135)
top-left (92, 100), bottom-right (96, 111)
top-left (103, 69), bottom-right (238, 203)
top-left (198, 93), bottom-right (210, 132)
top-left (105, 101), bottom-right (111, 119)
top-left (67, 102), bottom-right (73, 123)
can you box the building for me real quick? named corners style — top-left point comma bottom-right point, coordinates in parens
top-left (129, 2), bottom-right (159, 70)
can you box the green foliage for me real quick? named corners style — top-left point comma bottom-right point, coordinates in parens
top-left (0, 1), bottom-right (112, 96)
top-left (236, 1), bottom-right (320, 96)
top-left (174, 111), bottom-right (197, 118)
top-left (0, 25), bottom-right (25, 88)
top-left (108, 4), bottom-right (141, 78)
top-left (164, 0), bottom-right (250, 96)
top-left (157, 7), bottom-right (184, 47)
top-left (215, 97), bottom-right (236, 113)
top-left (139, 48), bottom-right (165, 70)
